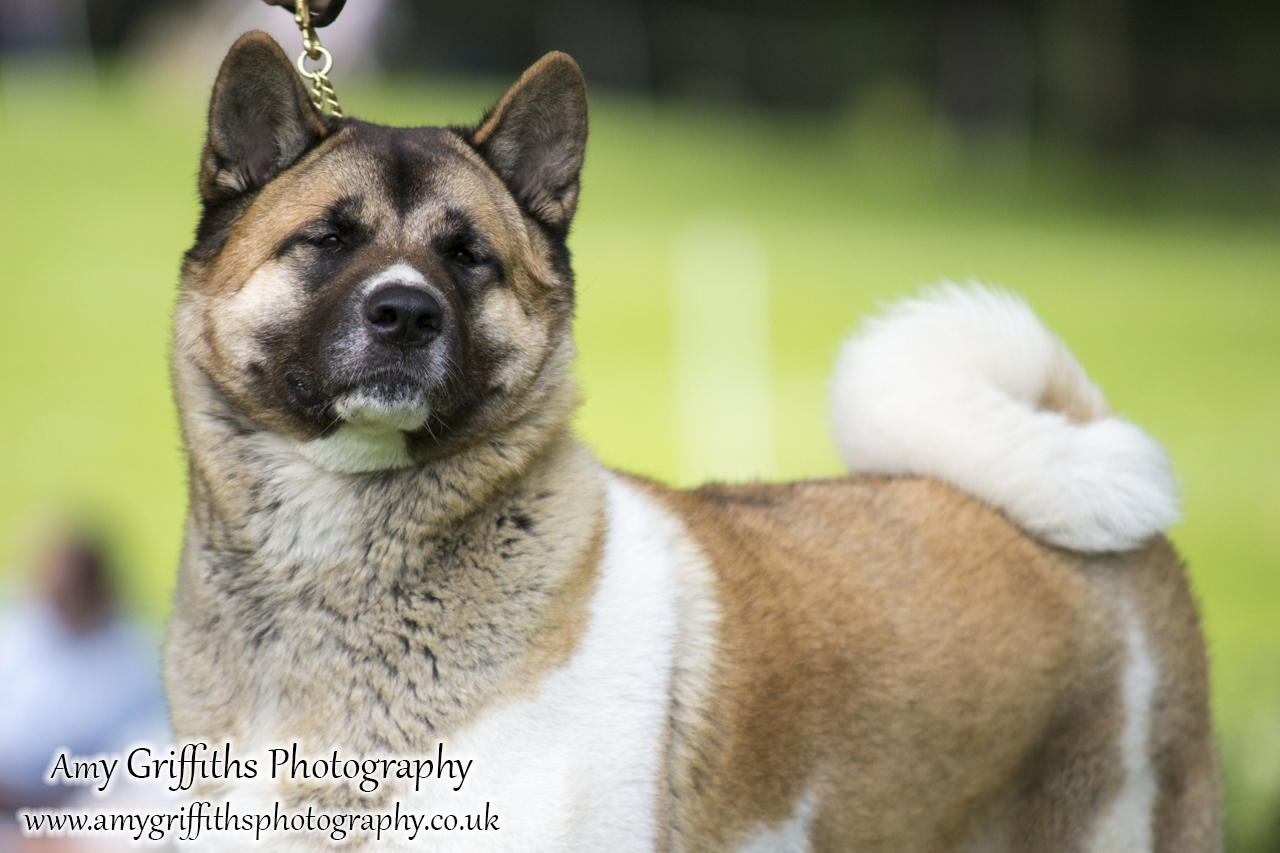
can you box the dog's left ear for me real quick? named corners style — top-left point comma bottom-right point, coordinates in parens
top-left (466, 53), bottom-right (588, 237)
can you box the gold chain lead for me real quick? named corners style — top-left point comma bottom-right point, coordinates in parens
top-left (293, 0), bottom-right (342, 116)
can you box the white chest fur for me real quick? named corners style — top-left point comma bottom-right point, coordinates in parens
top-left (422, 476), bottom-right (683, 851)
top-left (187, 476), bottom-right (687, 852)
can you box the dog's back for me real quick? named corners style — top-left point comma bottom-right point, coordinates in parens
top-left (640, 476), bottom-right (1215, 852)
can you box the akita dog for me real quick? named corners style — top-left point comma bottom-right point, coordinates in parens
top-left (164, 31), bottom-right (1219, 852)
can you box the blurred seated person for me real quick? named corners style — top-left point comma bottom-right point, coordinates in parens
top-left (0, 530), bottom-right (168, 817)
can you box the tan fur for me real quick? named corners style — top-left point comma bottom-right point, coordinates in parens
top-left (517, 519), bottom-right (603, 686)
top-left (635, 475), bottom-right (1217, 852)
top-left (1118, 540), bottom-right (1220, 852)
top-left (166, 35), bottom-right (1218, 852)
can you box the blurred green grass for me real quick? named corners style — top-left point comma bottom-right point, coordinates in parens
top-left (1, 67), bottom-right (1277, 849)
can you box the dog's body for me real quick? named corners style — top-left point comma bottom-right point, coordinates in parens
top-left (165, 33), bottom-right (1218, 851)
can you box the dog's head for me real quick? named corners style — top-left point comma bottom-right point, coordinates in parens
top-left (176, 33), bottom-right (586, 472)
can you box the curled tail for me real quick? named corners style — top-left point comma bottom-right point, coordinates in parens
top-left (830, 283), bottom-right (1178, 552)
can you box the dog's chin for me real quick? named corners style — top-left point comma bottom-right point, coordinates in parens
top-left (333, 388), bottom-right (429, 432)
top-left (293, 388), bottom-right (427, 475)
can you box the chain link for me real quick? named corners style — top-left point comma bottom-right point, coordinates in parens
top-left (293, 0), bottom-right (342, 116)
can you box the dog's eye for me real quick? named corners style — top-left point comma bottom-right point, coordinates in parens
top-left (451, 246), bottom-right (476, 265)
top-left (312, 234), bottom-right (343, 250)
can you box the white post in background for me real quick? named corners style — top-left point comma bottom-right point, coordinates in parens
top-left (670, 218), bottom-right (775, 486)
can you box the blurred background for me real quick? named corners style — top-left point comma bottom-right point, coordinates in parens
top-left (1, 0), bottom-right (1277, 849)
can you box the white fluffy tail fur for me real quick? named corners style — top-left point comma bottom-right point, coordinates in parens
top-left (830, 283), bottom-right (1179, 553)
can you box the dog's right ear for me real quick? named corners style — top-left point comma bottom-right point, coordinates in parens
top-left (200, 31), bottom-right (328, 204)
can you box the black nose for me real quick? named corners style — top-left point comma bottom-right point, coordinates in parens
top-left (364, 284), bottom-right (444, 347)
